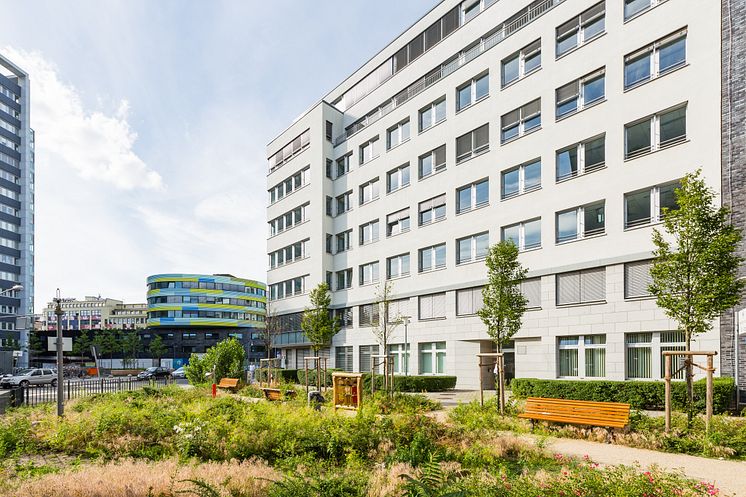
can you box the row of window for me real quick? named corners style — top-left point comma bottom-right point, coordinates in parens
top-left (268, 166), bottom-right (310, 205)
top-left (147, 281), bottom-right (265, 295)
top-left (0, 151), bottom-right (18, 169)
top-left (0, 85), bottom-right (19, 103)
top-left (268, 203), bottom-right (309, 236)
top-left (148, 310), bottom-right (265, 321)
top-left (336, 341), bottom-right (446, 375)
top-left (147, 296), bottom-right (267, 308)
top-left (269, 239), bottom-right (309, 269)
top-left (0, 100), bottom-right (20, 120)
top-left (268, 129), bottom-right (310, 172)
top-left (0, 134), bottom-right (18, 152)
top-left (0, 203), bottom-right (17, 217)
top-left (0, 118), bottom-right (18, 136)
top-left (268, 275), bottom-right (308, 301)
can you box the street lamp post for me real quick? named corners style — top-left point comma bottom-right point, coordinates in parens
top-left (401, 316), bottom-right (411, 376)
top-left (54, 289), bottom-right (64, 417)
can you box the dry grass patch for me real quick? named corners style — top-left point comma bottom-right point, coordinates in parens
top-left (4, 458), bottom-right (279, 497)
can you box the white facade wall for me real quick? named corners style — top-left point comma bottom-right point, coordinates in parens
top-left (266, 0), bottom-right (723, 388)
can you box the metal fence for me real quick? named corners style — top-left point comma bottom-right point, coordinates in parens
top-left (9, 376), bottom-right (173, 408)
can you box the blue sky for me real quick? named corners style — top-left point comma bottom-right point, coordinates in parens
top-left (1, 0), bottom-right (437, 311)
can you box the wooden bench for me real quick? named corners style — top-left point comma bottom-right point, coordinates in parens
top-left (518, 397), bottom-right (630, 429)
top-left (217, 378), bottom-right (240, 391)
top-left (261, 388), bottom-right (297, 401)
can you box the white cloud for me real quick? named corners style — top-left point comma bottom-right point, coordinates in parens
top-left (2, 47), bottom-right (162, 191)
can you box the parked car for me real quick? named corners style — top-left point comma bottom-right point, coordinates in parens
top-left (137, 367), bottom-right (171, 380)
top-left (0, 368), bottom-right (58, 388)
top-left (171, 366), bottom-right (186, 379)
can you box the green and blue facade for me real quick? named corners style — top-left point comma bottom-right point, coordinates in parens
top-left (145, 274), bottom-right (266, 366)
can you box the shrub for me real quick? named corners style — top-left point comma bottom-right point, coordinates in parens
top-left (511, 377), bottom-right (734, 413)
top-left (185, 338), bottom-right (245, 384)
top-left (297, 368), bottom-right (342, 387)
top-left (362, 374), bottom-right (457, 392)
top-left (255, 368), bottom-right (300, 384)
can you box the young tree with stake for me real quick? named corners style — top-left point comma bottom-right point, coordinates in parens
top-left (300, 283), bottom-right (340, 388)
top-left (649, 170), bottom-right (744, 420)
top-left (371, 281), bottom-right (402, 392)
top-left (478, 241), bottom-right (528, 412)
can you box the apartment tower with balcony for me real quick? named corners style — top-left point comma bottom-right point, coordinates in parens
top-left (265, 0), bottom-right (746, 392)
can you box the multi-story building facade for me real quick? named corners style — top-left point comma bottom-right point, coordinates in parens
top-left (145, 274), bottom-right (267, 365)
top-left (41, 296), bottom-right (146, 331)
top-left (0, 54), bottom-right (35, 369)
top-left (266, 0), bottom-right (746, 391)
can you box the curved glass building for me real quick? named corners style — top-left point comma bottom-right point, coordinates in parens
top-left (145, 274), bottom-right (266, 366)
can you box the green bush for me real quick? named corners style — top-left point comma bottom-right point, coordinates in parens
top-left (511, 377), bottom-right (735, 413)
top-left (362, 374), bottom-right (457, 392)
top-left (297, 368), bottom-right (343, 387)
top-left (254, 368), bottom-right (299, 384)
top-left (185, 338), bottom-right (245, 384)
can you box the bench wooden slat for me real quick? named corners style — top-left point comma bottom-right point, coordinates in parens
top-left (218, 378), bottom-right (239, 389)
top-left (520, 397), bottom-right (630, 429)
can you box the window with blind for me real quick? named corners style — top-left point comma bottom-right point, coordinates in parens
top-left (335, 346), bottom-right (353, 372)
top-left (660, 331), bottom-right (686, 380)
top-left (359, 345), bottom-right (380, 373)
top-left (359, 303), bottom-right (380, 327)
top-left (419, 194), bottom-right (446, 225)
top-left (625, 0), bottom-right (666, 21)
top-left (419, 293), bottom-right (446, 320)
top-left (456, 124), bottom-right (489, 163)
top-left (625, 331), bottom-right (685, 379)
top-left (501, 159), bottom-right (541, 199)
top-left (387, 208), bottom-right (411, 236)
top-left (625, 104), bottom-right (687, 159)
top-left (556, 267), bottom-right (606, 305)
top-left (558, 336), bottom-right (579, 377)
top-left (521, 278), bottom-right (542, 309)
top-left (501, 39), bottom-right (541, 87)
top-left (556, 134), bottom-right (605, 181)
top-left (501, 99), bottom-right (541, 142)
top-left (419, 243), bottom-right (446, 272)
top-left (625, 260), bottom-right (654, 298)
top-left (334, 307), bottom-right (353, 327)
top-left (555, 68), bottom-right (605, 118)
top-left (626, 332), bottom-right (653, 379)
top-left (625, 29), bottom-right (686, 88)
top-left (419, 145), bottom-right (447, 178)
top-left (456, 287), bottom-right (483, 316)
top-left (556, 2), bottom-right (605, 57)
top-left (558, 334), bottom-right (605, 378)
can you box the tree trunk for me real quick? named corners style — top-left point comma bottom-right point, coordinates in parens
top-left (685, 329), bottom-right (694, 425)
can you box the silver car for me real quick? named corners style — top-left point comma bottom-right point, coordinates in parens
top-left (0, 368), bottom-right (58, 388)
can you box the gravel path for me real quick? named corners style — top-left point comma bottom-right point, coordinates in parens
top-left (542, 437), bottom-right (746, 497)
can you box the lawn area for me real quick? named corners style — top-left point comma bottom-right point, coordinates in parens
top-left (0, 386), bottom-right (729, 497)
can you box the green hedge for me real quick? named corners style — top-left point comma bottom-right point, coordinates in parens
top-left (362, 374), bottom-right (457, 392)
top-left (511, 377), bottom-right (735, 414)
top-left (254, 368), bottom-right (299, 383)
top-left (297, 368), bottom-right (343, 387)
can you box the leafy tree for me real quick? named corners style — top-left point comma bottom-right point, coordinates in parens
top-left (72, 330), bottom-right (92, 358)
top-left (184, 337), bottom-right (245, 384)
top-left (259, 302), bottom-right (282, 360)
top-left (300, 283), bottom-right (340, 353)
top-left (478, 241), bottom-right (528, 352)
top-left (371, 281), bottom-right (403, 391)
top-left (478, 241), bottom-right (528, 413)
top-left (148, 334), bottom-right (167, 367)
top-left (121, 330), bottom-right (141, 368)
top-left (27, 331), bottom-right (45, 365)
top-left (649, 169), bottom-right (745, 415)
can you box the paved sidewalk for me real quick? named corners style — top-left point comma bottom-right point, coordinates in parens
top-left (543, 436), bottom-right (746, 497)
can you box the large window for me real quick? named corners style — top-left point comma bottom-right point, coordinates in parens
top-left (457, 72), bottom-right (489, 111)
top-left (269, 203), bottom-right (309, 236)
top-left (269, 166), bottom-right (310, 204)
top-left (389, 343), bottom-right (411, 375)
top-left (556, 2), bottom-right (605, 57)
top-left (359, 178), bottom-right (380, 205)
top-left (501, 160), bottom-right (541, 199)
top-left (555, 68), bottom-right (605, 118)
top-left (419, 293), bottom-right (446, 320)
top-left (556, 135), bottom-right (605, 181)
top-left (387, 119), bottom-right (411, 149)
top-left (360, 345), bottom-right (380, 374)
top-left (387, 208), bottom-right (411, 236)
top-left (269, 239), bottom-right (309, 268)
top-left (335, 346), bottom-right (353, 372)
top-left (457, 232), bottom-right (489, 264)
top-left (456, 287), bottom-right (483, 316)
top-left (625, 260), bottom-right (654, 299)
top-left (419, 145), bottom-right (446, 178)
top-left (626, 331), bottom-right (685, 379)
top-left (419, 194), bottom-right (446, 225)
top-left (558, 335), bottom-right (606, 378)
top-left (501, 39), bottom-right (541, 87)
top-left (359, 136), bottom-right (379, 164)
top-left (419, 243), bottom-right (446, 272)
top-left (625, 29), bottom-right (686, 89)
top-left (336, 191), bottom-right (352, 215)
top-left (501, 218), bottom-right (541, 251)
top-left (334, 307), bottom-right (353, 327)
top-left (359, 303), bottom-right (380, 327)
top-left (359, 261), bottom-right (380, 286)
top-left (624, 181), bottom-right (679, 228)
top-left (336, 268), bottom-right (352, 290)
top-left (336, 154), bottom-right (351, 178)
top-left (555, 200), bottom-right (605, 243)
top-left (556, 267), bottom-right (606, 305)
top-left (501, 99), bottom-right (541, 142)
top-left (624, 0), bottom-right (667, 20)
top-left (457, 178), bottom-right (489, 213)
top-left (336, 229), bottom-right (352, 253)
top-left (419, 342), bottom-right (446, 374)
top-left (625, 104), bottom-right (687, 158)
top-left (456, 123), bottom-right (489, 163)
top-left (268, 275), bottom-right (308, 301)
top-left (521, 278), bottom-right (542, 309)
top-left (419, 97), bottom-right (447, 132)
top-left (359, 219), bottom-right (379, 245)
top-left (387, 253), bottom-right (410, 279)
top-left (387, 163), bottom-right (410, 193)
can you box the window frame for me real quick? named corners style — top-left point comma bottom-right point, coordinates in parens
top-left (555, 200), bottom-right (606, 243)
top-left (456, 178), bottom-right (489, 213)
top-left (456, 231), bottom-right (489, 265)
top-left (359, 177), bottom-right (380, 205)
top-left (386, 119), bottom-right (411, 149)
top-left (359, 219), bottom-right (380, 246)
top-left (335, 268), bottom-right (353, 291)
top-left (359, 136), bottom-right (380, 165)
top-left (555, 68), bottom-right (606, 118)
top-left (386, 253), bottom-right (411, 279)
top-left (419, 243), bottom-right (447, 273)
top-left (624, 181), bottom-right (680, 229)
top-left (419, 97), bottom-right (447, 132)
top-left (501, 99), bottom-right (541, 143)
top-left (419, 145), bottom-right (447, 179)
top-left (501, 39), bottom-right (541, 87)
top-left (456, 72), bottom-right (489, 111)
top-left (359, 261), bottom-right (380, 286)
top-left (624, 104), bottom-right (687, 159)
top-left (556, 134), bottom-right (605, 182)
top-left (387, 163), bottom-right (411, 193)
top-left (501, 159), bottom-right (541, 199)
top-left (501, 218), bottom-right (541, 251)
top-left (456, 123), bottom-right (489, 163)
top-left (555, 1), bottom-right (606, 58)
top-left (624, 29), bottom-right (687, 89)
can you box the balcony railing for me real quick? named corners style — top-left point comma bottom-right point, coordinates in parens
top-left (334, 0), bottom-right (566, 146)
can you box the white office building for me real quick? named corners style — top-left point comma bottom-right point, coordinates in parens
top-left (266, 0), bottom-right (746, 391)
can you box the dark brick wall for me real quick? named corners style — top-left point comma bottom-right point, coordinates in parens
top-left (721, 0), bottom-right (746, 399)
